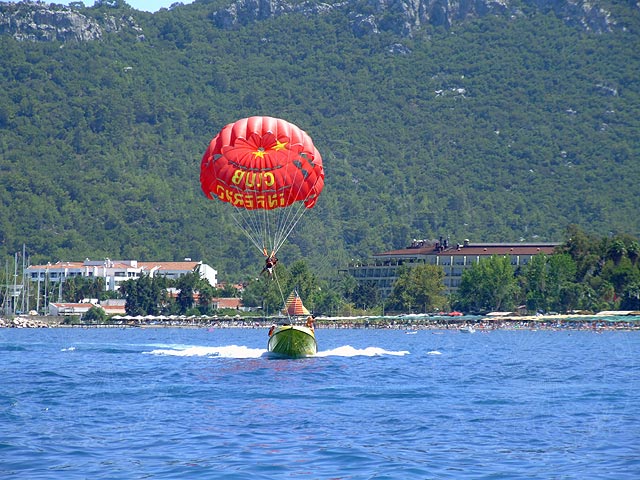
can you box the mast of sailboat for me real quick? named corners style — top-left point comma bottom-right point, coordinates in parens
top-left (1, 259), bottom-right (8, 316)
top-left (36, 265), bottom-right (41, 313)
top-left (13, 252), bottom-right (18, 315)
top-left (21, 244), bottom-right (26, 314)
top-left (43, 265), bottom-right (49, 315)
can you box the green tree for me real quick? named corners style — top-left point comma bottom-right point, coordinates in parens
top-left (219, 283), bottom-right (241, 298)
top-left (563, 225), bottom-right (602, 282)
top-left (600, 257), bottom-right (640, 300)
top-left (607, 239), bottom-right (627, 264)
top-left (120, 275), bottom-right (166, 316)
top-left (277, 260), bottom-right (322, 311)
top-left (620, 280), bottom-right (640, 310)
top-left (284, 260), bottom-right (319, 310)
top-left (313, 286), bottom-right (343, 316)
top-left (520, 253), bottom-right (579, 313)
top-left (547, 253), bottom-right (578, 312)
top-left (627, 241), bottom-right (640, 266)
top-left (241, 263), bottom-right (290, 314)
top-left (241, 260), bottom-right (330, 315)
top-left (83, 305), bottom-right (107, 323)
top-left (455, 255), bottom-right (519, 313)
top-left (61, 276), bottom-right (106, 302)
top-left (386, 264), bottom-right (446, 313)
top-left (349, 281), bottom-right (381, 310)
top-left (196, 282), bottom-right (215, 314)
top-left (174, 271), bottom-right (199, 314)
top-left (557, 282), bottom-right (595, 312)
top-left (521, 253), bottom-right (548, 313)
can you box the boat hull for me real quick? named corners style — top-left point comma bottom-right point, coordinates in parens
top-left (268, 325), bottom-right (317, 358)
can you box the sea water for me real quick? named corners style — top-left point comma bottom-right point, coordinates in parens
top-left (1, 326), bottom-right (638, 479)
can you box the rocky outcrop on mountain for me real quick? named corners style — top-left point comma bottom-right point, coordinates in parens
top-left (530, 0), bottom-right (618, 33)
top-left (212, 0), bottom-right (623, 37)
top-left (211, 0), bottom-right (340, 29)
top-left (0, 1), bottom-right (143, 42)
top-left (0, 0), bottom-right (628, 42)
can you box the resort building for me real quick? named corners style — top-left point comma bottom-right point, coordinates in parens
top-left (48, 302), bottom-right (97, 317)
top-left (48, 299), bottom-right (127, 317)
top-left (26, 258), bottom-right (218, 292)
top-left (343, 239), bottom-right (560, 297)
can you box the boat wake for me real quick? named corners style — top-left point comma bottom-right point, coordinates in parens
top-left (316, 345), bottom-right (409, 357)
top-left (145, 345), bottom-right (266, 358)
top-left (145, 344), bottom-right (409, 358)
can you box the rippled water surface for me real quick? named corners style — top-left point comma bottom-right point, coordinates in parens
top-left (1, 327), bottom-right (639, 479)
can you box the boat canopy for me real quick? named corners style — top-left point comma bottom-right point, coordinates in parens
top-left (283, 291), bottom-right (310, 316)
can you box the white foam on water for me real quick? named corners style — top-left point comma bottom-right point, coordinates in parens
top-left (61, 346), bottom-right (76, 352)
top-left (316, 345), bottom-right (410, 357)
top-left (144, 344), bottom-right (410, 359)
top-left (145, 345), bottom-right (266, 358)
top-left (427, 350), bottom-right (442, 355)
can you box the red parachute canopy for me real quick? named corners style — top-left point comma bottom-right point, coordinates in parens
top-left (200, 116), bottom-right (324, 211)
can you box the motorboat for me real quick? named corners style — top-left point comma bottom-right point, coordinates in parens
top-left (267, 291), bottom-right (317, 358)
top-left (268, 324), bottom-right (317, 358)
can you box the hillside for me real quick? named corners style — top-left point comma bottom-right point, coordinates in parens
top-left (0, 0), bottom-right (639, 281)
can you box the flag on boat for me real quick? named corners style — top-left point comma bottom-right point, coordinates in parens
top-left (283, 291), bottom-right (310, 316)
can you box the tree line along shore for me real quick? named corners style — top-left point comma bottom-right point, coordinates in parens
top-left (2, 313), bottom-right (639, 331)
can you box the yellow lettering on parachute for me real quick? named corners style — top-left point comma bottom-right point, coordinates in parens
top-left (267, 194), bottom-right (280, 208)
top-left (231, 169), bottom-right (275, 188)
top-left (231, 170), bottom-right (245, 185)
top-left (264, 172), bottom-right (275, 187)
top-left (216, 185), bottom-right (286, 209)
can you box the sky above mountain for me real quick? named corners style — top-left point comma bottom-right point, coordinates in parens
top-left (60, 1), bottom-right (195, 12)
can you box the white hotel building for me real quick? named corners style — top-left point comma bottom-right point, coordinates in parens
top-left (26, 258), bottom-right (217, 292)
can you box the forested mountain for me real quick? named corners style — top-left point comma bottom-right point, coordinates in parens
top-left (0, 0), bottom-right (638, 282)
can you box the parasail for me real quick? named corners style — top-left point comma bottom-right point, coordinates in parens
top-left (200, 116), bottom-right (324, 257)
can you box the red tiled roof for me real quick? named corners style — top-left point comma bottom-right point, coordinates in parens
top-left (449, 245), bottom-right (557, 255)
top-left (375, 246), bottom-right (435, 256)
top-left (109, 262), bottom-right (138, 269)
top-left (375, 243), bottom-right (560, 257)
top-left (213, 298), bottom-right (241, 309)
top-left (28, 261), bottom-right (202, 271)
top-left (138, 261), bottom-right (200, 271)
top-left (50, 302), bottom-right (95, 308)
top-left (102, 305), bottom-right (126, 314)
top-left (28, 261), bottom-right (85, 269)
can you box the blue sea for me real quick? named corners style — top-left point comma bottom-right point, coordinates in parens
top-left (1, 326), bottom-right (639, 479)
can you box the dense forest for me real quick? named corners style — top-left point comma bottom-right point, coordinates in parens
top-left (0, 0), bottom-right (639, 286)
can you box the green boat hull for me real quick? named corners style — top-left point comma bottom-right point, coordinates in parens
top-left (267, 325), bottom-right (317, 358)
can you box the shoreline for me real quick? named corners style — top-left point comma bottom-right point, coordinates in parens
top-left (2, 313), bottom-right (639, 331)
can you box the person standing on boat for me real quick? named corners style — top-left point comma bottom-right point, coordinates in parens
top-left (306, 315), bottom-right (315, 330)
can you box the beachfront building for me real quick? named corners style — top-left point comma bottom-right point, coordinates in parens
top-left (48, 299), bottom-right (127, 317)
top-left (26, 258), bottom-right (218, 292)
top-left (343, 239), bottom-right (560, 297)
top-left (48, 302), bottom-right (97, 317)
